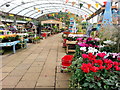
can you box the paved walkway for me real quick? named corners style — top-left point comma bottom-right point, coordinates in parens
top-left (0, 33), bottom-right (71, 89)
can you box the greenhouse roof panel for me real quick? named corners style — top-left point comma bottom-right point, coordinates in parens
top-left (0, 0), bottom-right (108, 18)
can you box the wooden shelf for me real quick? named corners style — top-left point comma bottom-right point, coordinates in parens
top-left (66, 40), bottom-right (77, 53)
top-left (68, 50), bottom-right (76, 52)
top-left (66, 40), bottom-right (77, 44)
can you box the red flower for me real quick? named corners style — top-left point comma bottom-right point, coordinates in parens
top-left (88, 53), bottom-right (93, 57)
top-left (88, 57), bottom-right (94, 61)
top-left (96, 60), bottom-right (103, 65)
top-left (104, 59), bottom-right (113, 64)
top-left (81, 63), bottom-right (92, 73)
top-left (117, 57), bottom-right (120, 61)
top-left (97, 53), bottom-right (106, 58)
top-left (90, 66), bottom-right (99, 72)
top-left (63, 39), bottom-right (67, 42)
top-left (82, 54), bottom-right (88, 59)
top-left (114, 66), bottom-right (120, 71)
top-left (105, 64), bottom-right (113, 70)
top-left (99, 65), bottom-right (105, 70)
top-left (113, 62), bottom-right (119, 66)
top-left (62, 55), bottom-right (74, 61)
top-left (42, 33), bottom-right (47, 37)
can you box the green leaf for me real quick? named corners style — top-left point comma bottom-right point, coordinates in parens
top-left (97, 82), bottom-right (101, 87)
top-left (82, 83), bottom-right (89, 87)
top-left (89, 84), bottom-right (95, 88)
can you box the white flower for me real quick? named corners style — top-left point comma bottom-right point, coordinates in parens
top-left (95, 38), bottom-right (100, 41)
top-left (103, 40), bottom-right (116, 45)
top-left (80, 47), bottom-right (86, 51)
top-left (87, 47), bottom-right (98, 54)
top-left (99, 45), bottom-right (105, 48)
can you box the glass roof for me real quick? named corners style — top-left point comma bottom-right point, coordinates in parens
top-left (0, 0), bottom-right (107, 19)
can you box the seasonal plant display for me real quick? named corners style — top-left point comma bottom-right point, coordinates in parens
top-left (33, 36), bottom-right (41, 43)
top-left (66, 37), bottom-right (79, 41)
top-left (66, 36), bottom-right (120, 89)
top-left (68, 52), bottom-right (120, 89)
top-left (41, 33), bottom-right (47, 38)
top-left (0, 35), bottom-right (19, 43)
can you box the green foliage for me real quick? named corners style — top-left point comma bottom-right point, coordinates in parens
top-left (69, 57), bottom-right (120, 89)
top-left (66, 37), bottom-right (78, 41)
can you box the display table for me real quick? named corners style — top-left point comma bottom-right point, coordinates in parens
top-left (0, 39), bottom-right (28, 54)
top-left (66, 40), bottom-right (77, 53)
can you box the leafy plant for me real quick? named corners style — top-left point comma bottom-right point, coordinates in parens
top-left (69, 53), bottom-right (120, 89)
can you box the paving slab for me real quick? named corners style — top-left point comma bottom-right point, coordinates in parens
top-left (21, 72), bottom-right (40, 81)
top-left (15, 80), bottom-right (36, 88)
top-left (1, 34), bottom-right (70, 89)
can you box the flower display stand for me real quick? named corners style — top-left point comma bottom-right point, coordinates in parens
top-left (66, 40), bottom-right (77, 53)
top-left (0, 39), bottom-right (28, 54)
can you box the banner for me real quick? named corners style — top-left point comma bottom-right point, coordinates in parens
top-left (38, 10), bottom-right (40, 12)
top-left (88, 4), bottom-right (91, 9)
top-left (95, 3), bottom-right (99, 8)
top-left (103, 1), bottom-right (107, 5)
top-left (66, 0), bottom-right (69, 3)
top-left (72, 2), bottom-right (76, 6)
top-left (80, 3), bottom-right (83, 8)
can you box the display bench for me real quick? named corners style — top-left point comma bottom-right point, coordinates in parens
top-left (0, 39), bottom-right (28, 54)
top-left (66, 40), bottom-right (77, 53)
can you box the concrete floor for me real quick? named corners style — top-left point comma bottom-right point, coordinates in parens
top-left (0, 33), bottom-right (71, 89)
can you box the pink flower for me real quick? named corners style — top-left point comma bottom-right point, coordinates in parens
top-left (85, 44), bottom-right (89, 47)
top-left (89, 44), bottom-right (93, 47)
top-left (76, 38), bottom-right (83, 41)
top-left (83, 40), bottom-right (87, 42)
top-left (87, 38), bottom-right (93, 41)
top-left (78, 43), bottom-right (86, 47)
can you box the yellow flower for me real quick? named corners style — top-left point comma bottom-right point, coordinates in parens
top-left (0, 35), bottom-right (5, 39)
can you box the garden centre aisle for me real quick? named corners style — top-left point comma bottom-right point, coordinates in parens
top-left (1, 33), bottom-right (71, 89)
